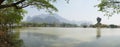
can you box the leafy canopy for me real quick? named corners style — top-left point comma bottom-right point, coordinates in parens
top-left (0, 7), bottom-right (26, 24)
top-left (97, 0), bottom-right (120, 16)
top-left (0, 0), bottom-right (69, 11)
top-left (0, 0), bottom-right (69, 24)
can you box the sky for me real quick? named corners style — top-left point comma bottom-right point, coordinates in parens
top-left (24, 0), bottom-right (120, 25)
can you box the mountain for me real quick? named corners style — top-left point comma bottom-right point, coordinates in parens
top-left (25, 14), bottom-right (92, 25)
top-left (26, 14), bottom-right (70, 24)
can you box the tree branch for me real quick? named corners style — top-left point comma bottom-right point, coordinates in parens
top-left (0, 0), bottom-right (25, 9)
top-left (0, 0), bottom-right (5, 5)
top-left (110, 1), bottom-right (120, 3)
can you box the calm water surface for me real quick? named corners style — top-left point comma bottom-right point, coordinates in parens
top-left (17, 27), bottom-right (120, 47)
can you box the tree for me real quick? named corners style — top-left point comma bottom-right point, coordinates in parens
top-left (97, 0), bottom-right (120, 16)
top-left (0, 0), bottom-right (69, 11)
top-left (0, 0), bottom-right (69, 28)
top-left (0, 8), bottom-right (25, 23)
top-left (0, 0), bottom-right (69, 46)
top-left (0, 0), bottom-right (57, 11)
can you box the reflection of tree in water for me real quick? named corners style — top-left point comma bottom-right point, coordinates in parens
top-left (96, 27), bottom-right (101, 39)
top-left (0, 29), bottom-right (24, 47)
top-left (22, 32), bottom-right (79, 47)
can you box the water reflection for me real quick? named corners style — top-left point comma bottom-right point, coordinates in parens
top-left (0, 29), bottom-right (24, 47)
top-left (21, 31), bottom-right (80, 47)
top-left (19, 27), bottom-right (120, 47)
top-left (96, 27), bottom-right (101, 39)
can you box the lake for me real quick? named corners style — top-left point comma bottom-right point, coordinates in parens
top-left (15, 27), bottom-right (120, 47)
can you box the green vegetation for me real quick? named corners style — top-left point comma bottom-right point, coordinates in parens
top-left (21, 22), bottom-right (78, 27)
top-left (0, 0), bottom-right (69, 47)
top-left (89, 24), bottom-right (120, 28)
top-left (0, 0), bottom-right (66, 29)
top-left (98, 0), bottom-right (120, 16)
top-left (0, 0), bottom-right (120, 46)
top-left (21, 22), bottom-right (120, 28)
top-left (0, 0), bottom-right (70, 29)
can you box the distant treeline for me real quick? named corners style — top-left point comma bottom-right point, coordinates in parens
top-left (88, 24), bottom-right (120, 28)
top-left (21, 22), bottom-right (78, 27)
top-left (20, 22), bottom-right (120, 28)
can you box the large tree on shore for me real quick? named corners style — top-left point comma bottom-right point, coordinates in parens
top-left (0, 0), bottom-right (69, 26)
top-left (0, 0), bottom-right (57, 10)
top-left (0, 0), bottom-right (69, 10)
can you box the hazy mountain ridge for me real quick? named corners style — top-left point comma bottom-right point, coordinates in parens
top-left (25, 14), bottom-right (92, 25)
top-left (26, 14), bottom-right (70, 24)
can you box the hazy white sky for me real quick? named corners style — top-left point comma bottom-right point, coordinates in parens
top-left (24, 0), bottom-right (120, 25)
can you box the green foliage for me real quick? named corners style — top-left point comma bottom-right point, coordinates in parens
top-left (97, 0), bottom-right (120, 16)
top-left (2, 0), bottom-right (59, 12)
top-left (109, 24), bottom-right (118, 28)
top-left (0, 7), bottom-right (26, 24)
top-left (0, 0), bottom-right (69, 26)
top-left (10, 31), bottom-right (24, 47)
top-left (21, 22), bottom-right (78, 27)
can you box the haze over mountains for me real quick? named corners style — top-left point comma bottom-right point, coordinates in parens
top-left (25, 14), bottom-right (92, 25)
